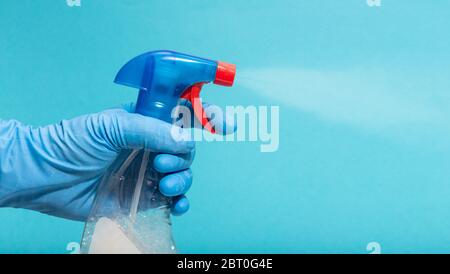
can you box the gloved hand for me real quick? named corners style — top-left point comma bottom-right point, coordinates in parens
top-left (0, 103), bottom-right (235, 221)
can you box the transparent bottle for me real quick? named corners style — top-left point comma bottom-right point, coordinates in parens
top-left (80, 149), bottom-right (176, 254)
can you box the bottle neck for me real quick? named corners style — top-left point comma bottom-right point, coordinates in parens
top-left (135, 89), bottom-right (178, 124)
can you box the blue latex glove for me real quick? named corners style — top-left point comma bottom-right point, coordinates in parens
top-left (0, 103), bottom-right (235, 221)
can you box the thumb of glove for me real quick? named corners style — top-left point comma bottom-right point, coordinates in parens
top-left (108, 109), bottom-right (194, 154)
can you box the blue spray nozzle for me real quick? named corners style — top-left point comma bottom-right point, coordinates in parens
top-left (114, 50), bottom-right (236, 128)
top-left (115, 50), bottom-right (217, 92)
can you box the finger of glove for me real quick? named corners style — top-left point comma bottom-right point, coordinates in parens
top-left (171, 195), bottom-right (190, 216)
top-left (153, 150), bottom-right (195, 173)
top-left (159, 169), bottom-right (193, 197)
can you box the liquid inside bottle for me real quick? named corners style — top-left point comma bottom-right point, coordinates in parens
top-left (80, 149), bottom-right (177, 254)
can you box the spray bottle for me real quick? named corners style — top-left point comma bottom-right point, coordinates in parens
top-left (80, 50), bottom-right (236, 254)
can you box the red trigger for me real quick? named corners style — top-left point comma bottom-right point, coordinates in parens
top-left (180, 83), bottom-right (216, 134)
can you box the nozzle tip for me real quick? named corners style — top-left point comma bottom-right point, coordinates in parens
top-left (214, 61), bottom-right (236, 87)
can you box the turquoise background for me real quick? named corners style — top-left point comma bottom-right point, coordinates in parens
top-left (1, 0), bottom-right (450, 253)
